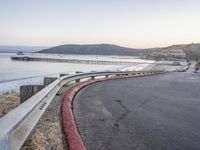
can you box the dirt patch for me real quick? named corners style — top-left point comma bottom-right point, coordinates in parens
top-left (0, 92), bottom-right (20, 117)
top-left (22, 87), bottom-right (68, 150)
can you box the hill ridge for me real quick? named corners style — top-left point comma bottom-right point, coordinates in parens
top-left (37, 43), bottom-right (200, 59)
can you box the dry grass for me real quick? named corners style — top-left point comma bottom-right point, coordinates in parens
top-left (22, 129), bottom-right (47, 150)
top-left (0, 89), bottom-right (67, 149)
top-left (0, 92), bottom-right (20, 117)
top-left (22, 87), bottom-right (67, 150)
top-left (22, 121), bottom-right (64, 150)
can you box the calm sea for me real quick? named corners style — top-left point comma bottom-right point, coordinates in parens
top-left (0, 53), bottom-right (138, 93)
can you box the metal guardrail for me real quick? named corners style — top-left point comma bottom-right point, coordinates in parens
top-left (0, 70), bottom-right (164, 150)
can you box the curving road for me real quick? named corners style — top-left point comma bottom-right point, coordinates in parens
top-left (73, 72), bottom-right (200, 150)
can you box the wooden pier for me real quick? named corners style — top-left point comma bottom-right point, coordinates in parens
top-left (11, 56), bottom-right (153, 66)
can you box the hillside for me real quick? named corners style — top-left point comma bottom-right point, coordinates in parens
top-left (144, 43), bottom-right (200, 60)
top-left (37, 43), bottom-right (200, 60)
top-left (37, 44), bottom-right (143, 56)
top-left (182, 43), bottom-right (200, 60)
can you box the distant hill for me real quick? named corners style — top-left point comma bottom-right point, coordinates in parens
top-left (144, 43), bottom-right (200, 60)
top-left (0, 45), bottom-right (50, 53)
top-left (182, 43), bottom-right (200, 60)
top-left (37, 44), bottom-right (143, 56)
top-left (37, 43), bottom-right (200, 60)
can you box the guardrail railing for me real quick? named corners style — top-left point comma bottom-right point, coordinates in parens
top-left (0, 70), bottom-right (164, 150)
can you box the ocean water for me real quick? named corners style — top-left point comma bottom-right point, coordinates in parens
top-left (0, 53), bottom-right (156, 94)
top-left (0, 53), bottom-right (116, 93)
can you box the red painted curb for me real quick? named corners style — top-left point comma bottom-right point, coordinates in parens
top-left (61, 72), bottom-right (166, 150)
top-left (61, 80), bottom-right (99, 150)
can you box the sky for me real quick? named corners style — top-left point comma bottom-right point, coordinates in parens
top-left (0, 0), bottom-right (200, 48)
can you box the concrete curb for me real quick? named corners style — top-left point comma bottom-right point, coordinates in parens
top-left (61, 72), bottom-right (165, 150)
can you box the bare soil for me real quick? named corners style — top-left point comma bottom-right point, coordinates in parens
top-left (0, 92), bottom-right (20, 118)
top-left (22, 87), bottom-right (68, 150)
top-left (1, 84), bottom-right (74, 150)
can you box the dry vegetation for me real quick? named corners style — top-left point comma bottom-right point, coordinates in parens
top-left (1, 87), bottom-right (71, 149)
top-left (0, 92), bottom-right (20, 117)
top-left (22, 87), bottom-right (68, 150)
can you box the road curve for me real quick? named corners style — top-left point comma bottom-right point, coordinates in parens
top-left (73, 72), bottom-right (200, 150)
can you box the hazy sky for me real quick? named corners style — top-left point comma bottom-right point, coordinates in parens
top-left (0, 0), bottom-right (200, 48)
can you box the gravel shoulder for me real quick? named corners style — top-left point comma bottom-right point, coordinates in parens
top-left (22, 87), bottom-right (69, 150)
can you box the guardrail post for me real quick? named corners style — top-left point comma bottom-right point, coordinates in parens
top-left (105, 75), bottom-right (109, 78)
top-left (76, 71), bottom-right (83, 74)
top-left (44, 77), bottom-right (57, 86)
top-left (60, 73), bottom-right (69, 77)
top-left (91, 76), bottom-right (95, 80)
top-left (20, 85), bottom-right (45, 103)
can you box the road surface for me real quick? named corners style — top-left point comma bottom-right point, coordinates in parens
top-left (73, 71), bottom-right (200, 150)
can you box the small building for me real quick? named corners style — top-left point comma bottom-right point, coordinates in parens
top-left (17, 51), bottom-right (24, 55)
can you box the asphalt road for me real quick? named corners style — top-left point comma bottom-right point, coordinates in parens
top-left (73, 72), bottom-right (200, 150)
